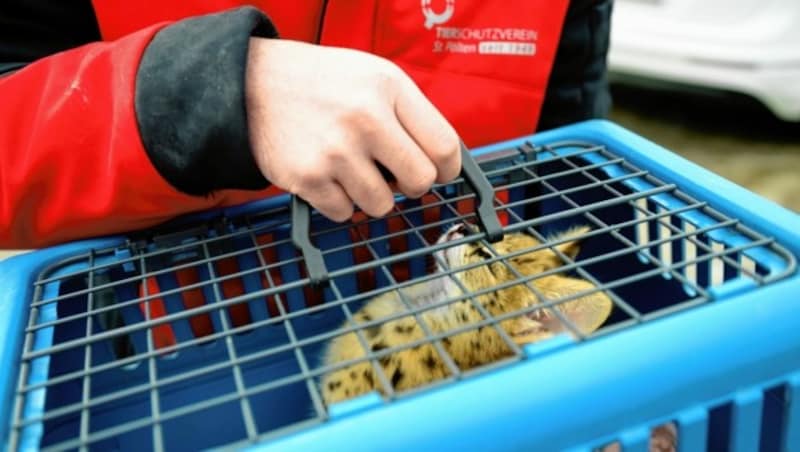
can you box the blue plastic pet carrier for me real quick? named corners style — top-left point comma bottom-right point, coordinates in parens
top-left (1, 120), bottom-right (798, 452)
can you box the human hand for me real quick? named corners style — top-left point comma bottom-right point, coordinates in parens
top-left (245, 38), bottom-right (460, 222)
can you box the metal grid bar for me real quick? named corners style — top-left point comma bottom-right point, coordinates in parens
top-left (429, 188), bottom-right (587, 338)
top-left (356, 221), bottom-right (464, 381)
top-left (12, 181), bottom-right (784, 400)
top-left (11, 201), bottom-right (779, 404)
top-left (21, 182), bottom-right (691, 351)
top-left (22, 149), bottom-right (634, 309)
top-left (7, 268), bottom-right (47, 451)
top-left (539, 171), bottom-right (710, 294)
top-left (10, 262), bottom-right (780, 442)
top-left (339, 223), bottom-right (428, 397)
top-left (327, 279), bottom-right (396, 400)
top-left (439, 190), bottom-right (587, 338)
top-left (140, 254), bottom-right (165, 452)
top-left (555, 145), bottom-right (761, 281)
top-left (201, 241), bottom-right (259, 442)
top-left (393, 204), bottom-right (524, 359)
top-left (22, 146), bottom-right (590, 289)
top-left (79, 252), bottom-right (95, 452)
top-left (248, 228), bottom-right (328, 424)
top-left (11, 140), bottom-right (796, 451)
top-left (521, 158), bottom-right (711, 294)
top-left (546, 142), bottom-right (788, 283)
top-left (322, 216), bottom-right (498, 399)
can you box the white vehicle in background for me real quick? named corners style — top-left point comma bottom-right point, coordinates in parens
top-left (607, 0), bottom-right (800, 122)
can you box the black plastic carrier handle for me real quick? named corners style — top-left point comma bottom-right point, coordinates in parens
top-left (291, 141), bottom-right (504, 287)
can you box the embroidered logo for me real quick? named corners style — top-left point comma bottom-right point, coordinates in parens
top-left (421, 0), bottom-right (455, 29)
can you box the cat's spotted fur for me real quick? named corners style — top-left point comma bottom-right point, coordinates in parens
top-left (320, 224), bottom-right (613, 403)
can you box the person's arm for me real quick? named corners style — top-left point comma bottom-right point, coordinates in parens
top-left (0, 7), bottom-right (279, 248)
top-left (1, 6), bottom-right (461, 249)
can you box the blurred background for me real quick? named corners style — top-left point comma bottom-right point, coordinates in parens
top-left (606, 0), bottom-right (799, 212)
top-left (1, 0), bottom-right (797, 261)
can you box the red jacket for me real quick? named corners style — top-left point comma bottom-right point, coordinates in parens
top-left (0, 1), bottom-right (569, 248)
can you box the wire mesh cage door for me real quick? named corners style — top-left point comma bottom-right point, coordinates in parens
top-left (5, 128), bottom-right (798, 451)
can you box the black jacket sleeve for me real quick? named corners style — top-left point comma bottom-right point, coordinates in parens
top-left (135, 7), bottom-right (278, 196)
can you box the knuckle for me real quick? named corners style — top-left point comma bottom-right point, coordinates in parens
top-left (313, 187), bottom-right (354, 222)
top-left (362, 192), bottom-right (394, 217)
top-left (430, 127), bottom-right (460, 163)
top-left (339, 105), bottom-right (380, 138)
top-left (404, 164), bottom-right (436, 198)
top-left (323, 144), bottom-right (351, 168)
top-left (329, 205), bottom-right (354, 222)
top-left (431, 130), bottom-right (461, 180)
top-left (292, 166), bottom-right (327, 193)
top-left (374, 60), bottom-right (403, 88)
top-left (375, 195), bottom-right (395, 216)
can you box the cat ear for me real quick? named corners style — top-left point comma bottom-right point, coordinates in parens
top-left (550, 226), bottom-right (591, 260)
top-left (541, 275), bottom-right (612, 336)
top-left (510, 275), bottom-right (613, 345)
